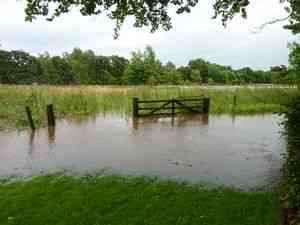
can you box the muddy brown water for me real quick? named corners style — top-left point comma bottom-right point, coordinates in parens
top-left (0, 114), bottom-right (284, 188)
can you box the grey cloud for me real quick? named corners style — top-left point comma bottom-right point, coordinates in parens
top-left (0, 0), bottom-right (297, 70)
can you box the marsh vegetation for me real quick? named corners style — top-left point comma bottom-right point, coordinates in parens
top-left (0, 84), bottom-right (296, 130)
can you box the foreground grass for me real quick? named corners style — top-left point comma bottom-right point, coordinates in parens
top-left (0, 84), bottom-right (297, 129)
top-left (0, 174), bottom-right (280, 225)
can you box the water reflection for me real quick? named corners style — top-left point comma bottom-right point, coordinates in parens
top-left (176, 114), bottom-right (209, 127)
top-left (0, 114), bottom-right (284, 188)
top-left (48, 126), bottom-right (56, 146)
top-left (64, 115), bottom-right (97, 125)
top-left (28, 130), bottom-right (35, 155)
top-left (133, 115), bottom-right (209, 130)
top-left (28, 126), bottom-right (56, 152)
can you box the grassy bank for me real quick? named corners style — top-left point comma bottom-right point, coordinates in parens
top-left (0, 85), bottom-right (297, 129)
top-left (0, 174), bottom-right (280, 225)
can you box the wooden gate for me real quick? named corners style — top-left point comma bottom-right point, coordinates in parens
top-left (132, 97), bottom-right (210, 117)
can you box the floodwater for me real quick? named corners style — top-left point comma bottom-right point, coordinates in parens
top-left (157, 84), bottom-right (295, 90)
top-left (0, 114), bottom-right (284, 188)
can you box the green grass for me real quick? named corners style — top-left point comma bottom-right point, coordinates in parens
top-left (0, 174), bottom-right (280, 225)
top-left (0, 85), bottom-right (297, 129)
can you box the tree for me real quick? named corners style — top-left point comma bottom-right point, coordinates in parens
top-left (143, 46), bottom-right (163, 84)
top-left (65, 48), bottom-right (95, 84)
top-left (165, 61), bottom-right (176, 70)
top-left (237, 67), bottom-right (256, 83)
top-left (288, 41), bottom-right (300, 86)
top-left (38, 52), bottom-right (58, 84)
top-left (0, 50), bottom-right (12, 83)
top-left (0, 45), bottom-right (291, 85)
top-left (177, 66), bottom-right (192, 82)
top-left (51, 56), bottom-right (74, 84)
top-left (89, 55), bottom-right (113, 84)
top-left (123, 51), bottom-right (145, 85)
top-left (162, 61), bottom-right (183, 84)
top-left (223, 70), bottom-right (238, 84)
top-left (109, 56), bottom-right (129, 84)
top-left (190, 69), bottom-right (202, 83)
top-left (270, 65), bottom-right (290, 84)
top-left (207, 64), bottom-right (226, 83)
top-left (38, 53), bottom-right (74, 84)
top-left (124, 46), bottom-right (163, 85)
top-left (23, 0), bottom-right (298, 38)
top-left (0, 50), bottom-right (41, 84)
top-left (283, 1), bottom-right (300, 34)
top-left (189, 59), bottom-right (208, 83)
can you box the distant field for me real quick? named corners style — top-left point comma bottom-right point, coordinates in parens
top-left (0, 84), bottom-right (298, 130)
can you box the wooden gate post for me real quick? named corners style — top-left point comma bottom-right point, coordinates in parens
top-left (25, 106), bottom-right (35, 130)
top-left (133, 97), bottom-right (139, 118)
top-left (171, 99), bottom-right (175, 117)
top-left (47, 104), bottom-right (56, 127)
top-left (203, 97), bottom-right (210, 114)
top-left (132, 117), bottom-right (139, 130)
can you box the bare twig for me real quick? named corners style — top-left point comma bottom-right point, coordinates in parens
top-left (251, 13), bottom-right (292, 33)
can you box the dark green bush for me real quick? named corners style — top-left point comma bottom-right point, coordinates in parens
top-left (282, 94), bottom-right (300, 214)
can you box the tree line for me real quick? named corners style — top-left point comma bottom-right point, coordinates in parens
top-left (0, 45), bottom-right (297, 85)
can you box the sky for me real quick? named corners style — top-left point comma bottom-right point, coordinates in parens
top-left (0, 0), bottom-right (298, 70)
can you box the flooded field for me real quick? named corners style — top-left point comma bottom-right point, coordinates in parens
top-left (0, 114), bottom-right (284, 188)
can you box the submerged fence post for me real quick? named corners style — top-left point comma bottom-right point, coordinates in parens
top-left (48, 125), bottom-right (56, 145)
top-left (133, 97), bottom-right (139, 118)
top-left (47, 104), bottom-right (56, 127)
top-left (203, 97), bottom-right (210, 114)
top-left (171, 99), bottom-right (175, 117)
top-left (233, 95), bottom-right (237, 106)
top-left (25, 106), bottom-right (35, 130)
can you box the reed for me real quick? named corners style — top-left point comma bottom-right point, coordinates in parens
top-left (0, 85), bottom-right (297, 129)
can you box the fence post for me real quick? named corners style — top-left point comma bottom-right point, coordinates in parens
top-left (133, 97), bottom-right (139, 118)
top-left (48, 126), bottom-right (56, 145)
top-left (203, 97), bottom-right (210, 114)
top-left (233, 95), bottom-right (237, 106)
top-left (25, 106), bottom-right (35, 130)
top-left (47, 104), bottom-right (56, 127)
top-left (171, 99), bottom-right (175, 117)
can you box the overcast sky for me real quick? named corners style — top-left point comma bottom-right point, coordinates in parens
top-left (0, 0), bottom-right (298, 70)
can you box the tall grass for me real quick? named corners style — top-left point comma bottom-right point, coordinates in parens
top-left (0, 85), bottom-right (297, 129)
